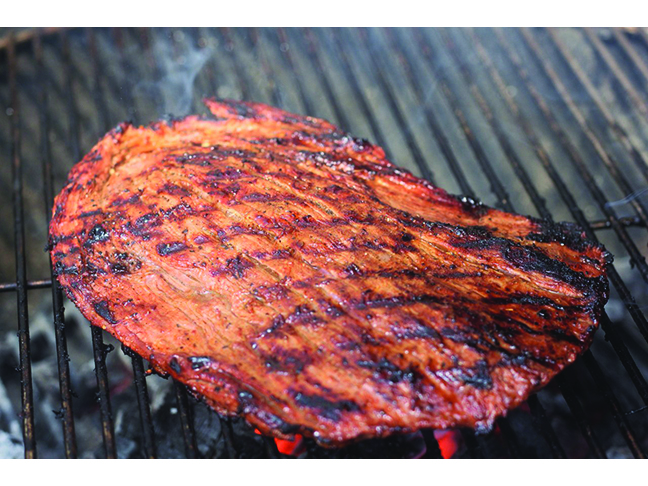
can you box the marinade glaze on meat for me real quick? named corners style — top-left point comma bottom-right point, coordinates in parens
top-left (50, 99), bottom-right (610, 445)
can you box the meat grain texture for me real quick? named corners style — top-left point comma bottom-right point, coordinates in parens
top-left (50, 99), bottom-right (610, 445)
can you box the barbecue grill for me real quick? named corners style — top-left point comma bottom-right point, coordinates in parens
top-left (1, 27), bottom-right (648, 459)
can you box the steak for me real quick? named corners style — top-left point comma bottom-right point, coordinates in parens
top-left (49, 99), bottom-right (610, 445)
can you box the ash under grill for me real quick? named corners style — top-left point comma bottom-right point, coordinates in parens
top-left (1, 27), bottom-right (648, 459)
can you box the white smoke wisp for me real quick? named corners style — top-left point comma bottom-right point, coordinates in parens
top-left (133, 32), bottom-right (213, 118)
top-left (605, 188), bottom-right (648, 208)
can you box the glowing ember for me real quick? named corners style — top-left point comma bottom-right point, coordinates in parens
top-left (434, 430), bottom-right (460, 459)
top-left (274, 435), bottom-right (303, 456)
top-left (254, 429), bottom-right (304, 456)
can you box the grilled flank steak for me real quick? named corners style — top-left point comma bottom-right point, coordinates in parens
top-left (49, 99), bottom-right (610, 445)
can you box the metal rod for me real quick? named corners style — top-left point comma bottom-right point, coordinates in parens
top-left (246, 28), bottom-right (282, 108)
top-left (496, 417), bottom-right (522, 458)
top-left (589, 215), bottom-right (645, 230)
top-left (557, 372), bottom-right (606, 458)
top-left (0, 27), bottom-right (65, 51)
top-left (527, 395), bottom-right (567, 459)
top-left (8, 33), bottom-right (37, 460)
top-left (173, 381), bottom-right (198, 458)
top-left (537, 28), bottom-right (648, 233)
top-left (420, 430), bottom-right (443, 459)
top-left (276, 28), bottom-right (317, 116)
top-left (220, 417), bottom-right (237, 458)
top-left (123, 347), bottom-right (157, 458)
top-left (409, 28), bottom-right (514, 212)
top-left (61, 30), bottom-right (117, 458)
top-left (262, 436), bottom-right (282, 459)
top-left (354, 28), bottom-right (435, 183)
top-left (439, 28), bottom-right (549, 218)
top-left (220, 27), bottom-right (252, 101)
top-left (34, 30), bottom-right (77, 459)
top-left (0, 279), bottom-right (53, 292)
top-left (90, 327), bottom-right (116, 458)
top-left (460, 429), bottom-right (484, 458)
top-left (583, 27), bottom-right (648, 117)
top-left (299, 28), bottom-right (352, 130)
top-left (611, 28), bottom-right (648, 86)
top-left (547, 27), bottom-right (648, 185)
top-left (382, 28), bottom-right (475, 197)
top-left (582, 352), bottom-right (646, 458)
top-left (318, 28), bottom-right (391, 153)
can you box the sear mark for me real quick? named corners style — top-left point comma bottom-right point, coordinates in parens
top-left (156, 241), bottom-right (188, 256)
top-left (292, 391), bottom-right (359, 421)
top-left (458, 360), bottom-right (492, 390)
top-left (225, 255), bottom-right (253, 279)
top-left (86, 224), bottom-right (110, 245)
top-left (93, 301), bottom-right (116, 324)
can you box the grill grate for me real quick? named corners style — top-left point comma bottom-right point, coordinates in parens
top-left (1, 27), bottom-right (648, 458)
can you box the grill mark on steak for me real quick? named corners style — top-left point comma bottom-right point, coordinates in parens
top-left (49, 98), bottom-right (610, 445)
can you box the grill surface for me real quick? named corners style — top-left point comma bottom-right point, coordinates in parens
top-left (1, 27), bottom-right (648, 459)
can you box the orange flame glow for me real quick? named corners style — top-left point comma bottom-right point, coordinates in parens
top-left (434, 430), bottom-right (460, 459)
top-left (254, 429), bottom-right (304, 456)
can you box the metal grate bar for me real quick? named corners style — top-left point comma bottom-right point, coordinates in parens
top-left (611, 28), bottom-right (648, 87)
top-left (276, 29), bottom-right (317, 117)
top-left (220, 417), bottom-right (237, 458)
top-left (60, 30), bottom-right (117, 458)
top-left (409, 28), bottom-right (514, 212)
top-left (460, 429), bottom-right (484, 458)
top-left (7, 33), bottom-right (37, 459)
top-left (471, 28), bottom-right (648, 408)
top-left (262, 436), bottom-right (282, 459)
top-left (583, 28), bottom-right (648, 118)
top-left (547, 28), bottom-right (648, 184)
top-left (382, 29), bottom-right (475, 197)
top-left (321, 29), bottom-right (391, 155)
top-left (440, 28), bottom-right (549, 219)
top-left (34, 30), bottom-right (77, 459)
top-left (527, 395), bottom-right (567, 459)
top-left (496, 418), bottom-right (521, 458)
top-left (354, 28), bottom-right (435, 183)
top-left (123, 347), bottom-right (157, 458)
top-left (582, 352), bottom-right (646, 458)
top-left (300, 28), bottom-right (352, 131)
top-left (0, 279), bottom-right (52, 292)
top-left (534, 28), bottom-right (648, 238)
top-left (589, 215), bottom-right (645, 230)
top-left (246, 28), bottom-right (282, 108)
top-left (173, 381), bottom-right (199, 458)
top-left (557, 373), bottom-right (606, 458)
top-left (219, 28), bottom-right (252, 102)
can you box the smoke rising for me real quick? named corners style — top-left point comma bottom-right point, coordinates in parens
top-left (605, 188), bottom-right (648, 208)
top-left (133, 31), bottom-right (213, 117)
